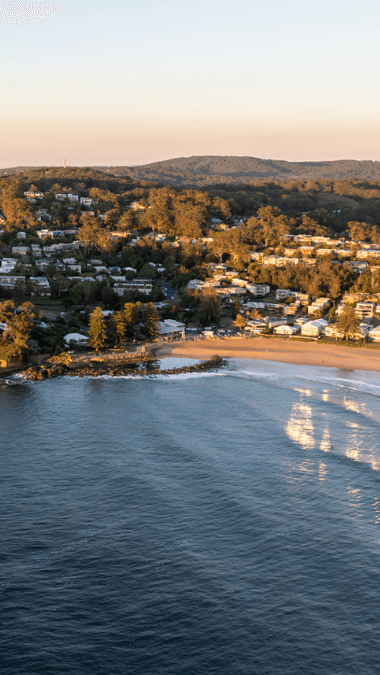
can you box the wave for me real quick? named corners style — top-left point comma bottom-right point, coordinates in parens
top-left (229, 359), bottom-right (380, 398)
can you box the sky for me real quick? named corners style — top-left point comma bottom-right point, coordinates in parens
top-left (1, 0), bottom-right (380, 167)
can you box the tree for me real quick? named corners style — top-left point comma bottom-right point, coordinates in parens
top-left (198, 289), bottom-right (221, 325)
top-left (234, 313), bottom-right (247, 335)
top-left (143, 302), bottom-right (160, 340)
top-left (111, 311), bottom-right (126, 346)
top-left (88, 307), bottom-right (107, 352)
top-left (336, 305), bottom-right (359, 341)
top-left (123, 302), bottom-right (139, 338)
top-left (0, 300), bottom-right (36, 361)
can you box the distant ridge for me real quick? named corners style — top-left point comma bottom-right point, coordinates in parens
top-left (116, 156), bottom-right (380, 185)
top-left (3, 156), bottom-right (380, 184)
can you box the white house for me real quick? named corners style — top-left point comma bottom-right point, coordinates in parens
top-left (368, 326), bottom-right (380, 342)
top-left (273, 324), bottom-right (301, 335)
top-left (308, 297), bottom-right (331, 315)
top-left (301, 319), bottom-right (327, 337)
top-left (0, 258), bottom-right (17, 273)
top-left (324, 325), bottom-right (345, 339)
top-left (246, 283), bottom-right (270, 296)
top-left (80, 197), bottom-right (93, 206)
top-left (64, 333), bottom-right (89, 345)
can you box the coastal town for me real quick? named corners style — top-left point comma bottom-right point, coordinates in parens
top-left (1, 167), bottom-right (380, 368)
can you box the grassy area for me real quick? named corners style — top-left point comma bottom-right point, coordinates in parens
top-left (32, 297), bottom-right (63, 308)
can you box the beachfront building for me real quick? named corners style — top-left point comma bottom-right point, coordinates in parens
top-left (273, 324), bottom-right (301, 335)
top-left (158, 319), bottom-right (186, 341)
top-left (324, 325), bottom-right (345, 339)
top-left (368, 326), bottom-right (380, 342)
top-left (301, 319), bottom-right (327, 337)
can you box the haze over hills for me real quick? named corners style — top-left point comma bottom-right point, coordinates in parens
top-left (3, 156), bottom-right (380, 185)
top-left (112, 156), bottom-right (380, 185)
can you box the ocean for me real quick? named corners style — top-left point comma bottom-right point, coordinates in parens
top-left (1, 358), bottom-right (380, 674)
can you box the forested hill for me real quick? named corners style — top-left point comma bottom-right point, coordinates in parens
top-left (4, 156), bottom-right (380, 184)
top-left (100, 156), bottom-right (380, 186)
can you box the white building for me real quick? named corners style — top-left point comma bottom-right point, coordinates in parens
top-left (301, 319), bottom-right (327, 337)
top-left (64, 333), bottom-right (89, 345)
top-left (0, 258), bottom-right (17, 273)
top-left (12, 246), bottom-right (29, 256)
top-left (159, 319), bottom-right (186, 340)
top-left (276, 289), bottom-right (293, 300)
top-left (273, 324), bottom-right (301, 335)
top-left (247, 284), bottom-right (270, 296)
top-left (80, 197), bottom-right (93, 206)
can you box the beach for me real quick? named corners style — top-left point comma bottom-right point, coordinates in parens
top-left (155, 336), bottom-right (380, 372)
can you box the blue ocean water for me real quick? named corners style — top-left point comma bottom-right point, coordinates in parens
top-left (1, 358), bottom-right (380, 674)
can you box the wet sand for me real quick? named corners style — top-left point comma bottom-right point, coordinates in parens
top-left (155, 337), bottom-right (380, 372)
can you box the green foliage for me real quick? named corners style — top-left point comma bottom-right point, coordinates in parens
top-left (142, 302), bottom-right (160, 340)
top-left (197, 289), bottom-right (221, 326)
top-left (0, 300), bottom-right (36, 361)
top-left (336, 305), bottom-right (360, 340)
top-left (88, 307), bottom-right (107, 351)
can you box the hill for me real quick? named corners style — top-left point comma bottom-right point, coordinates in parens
top-left (101, 156), bottom-right (380, 185)
top-left (4, 156), bottom-right (380, 185)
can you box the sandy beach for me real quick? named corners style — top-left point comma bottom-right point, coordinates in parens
top-left (155, 337), bottom-right (380, 372)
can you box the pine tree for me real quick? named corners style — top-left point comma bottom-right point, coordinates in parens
top-left (111, 311), bottom-right (126, 346)
top-left (123, 302), bottom-right (139, 338)
top-left (88, 307), bottom-right (107, 352)
top-left (337, 305), bottom-right (359, 341)
top-left (143, 302), bottom-right (160, 341)
top-left (0, 300), bottom-right (36, 361)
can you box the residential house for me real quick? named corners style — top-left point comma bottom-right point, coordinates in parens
top-left (276, 289), bottom-right (293, 301)
top-left (0, 258), bottom-right (17, 273)
top-left (301, 319), bottom-right (328, 337)
top-left (36, 209), bottom-right (52, 222)
top-left (368, 326), bottom-right (380, 342)
top-left (247, 283), bottom-right (270, 296)
top-left (355, 302), bottom-right (376, 320)
top-left (308, 297), bottom-right (331, 315)
top-left (36, 259), bottom-right (51, 271)
top-left (12, 246), bottom-right (29, 256)
top-left (284, 302), bottom-right (301, 316)
top-left (273, 324), bottom-right (301, 335)
top-left (64, 333), bottom-right (89, 345)
top-left (80, 197), bottom-right (93, 207)
top-left (16, 231), bottom-right (27, 239)
top-left (324, 325), bottom-right (345, 339)
top-left (0, 276), bottom-right (25, 289)
top-left (31, 277), bottom-right (51, 295)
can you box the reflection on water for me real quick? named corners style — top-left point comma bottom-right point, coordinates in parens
top-left (320, 427), bottom-right (331, 453)
top-left (285, 401), bottom-right (314, 450)
top-left (319, 461), bottom-right (327, 481)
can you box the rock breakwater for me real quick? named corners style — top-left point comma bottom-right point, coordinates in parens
top-left (21, 354), bottom-right (227, 380)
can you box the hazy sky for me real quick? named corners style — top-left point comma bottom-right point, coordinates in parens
top-left (1, 0), bottom-right (380, 166)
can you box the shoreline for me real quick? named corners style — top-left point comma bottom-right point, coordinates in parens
top-left (154, 337), bottom-right (380, 373)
